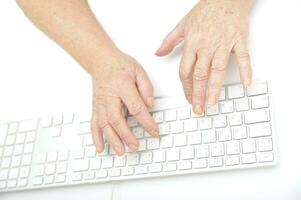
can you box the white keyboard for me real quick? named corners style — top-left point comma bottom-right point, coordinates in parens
top-left (0, 80), bottom-right (278, 193)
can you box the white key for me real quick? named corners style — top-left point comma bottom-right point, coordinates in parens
top-left (40, 116), bottom-right (52, 128)
top-left (247, 80), bottom-right (268, 96)
top-left (22, 155), bottom-right (32, 166)
top-left (11, 156), bottom-right (21, 167)
top-left (181, 146), bottom-right (194, 160)
top-left (127, 116), bottom-right (138, 127)
top-left (195, 145), bottom-right (209, 158)
top-left (20, 167), bottom-right (30, 178)
top-left (36, 153), bottom-right (47, 164)
top-left (213, 115), bottom-right (227, 128)
top-left (251, 95), bottom-right (269, 109)
top-left (258, 138), bottom-right (273, 152)
top-left (163, 163), bottom-right (177, 172)
top-left (2, 157), bottom-right (11, 168)
top-left (206, 104), bottom-right (219, 116)
top-left (165, 110), bottom-right (177, 121)
top-left (56, 162), bottom-right (67, 174)
top-left (18, 119), bottom-right (38, 132)
top-left (178, 161), bottom-right (192, 170)
top-left (220, 101), bottom-right (234, 114)
top-left (58, 151), bottom-right (69, 161)
top-left (228, 84), bottom-right (245, 99)
top-left (217, 128), bottom-right (231, 142)
top-left (48, 126), bottom-right (62, 137)
top-left (147, 138), bottom-right (160, 150)
top-left (167, 148), bottom-right (180, 161)
top-left (242, 140), bottom-right (256, 153)
top-left (187, 131), bottom-right (202, 145)
top-left (138, 139), bottom-right (147, 151)
top-left (8, 123), bottom-right (18, 134)
top-left (152, 112), bottom-right (164, 123)
top-left (122, 167), bottom-right (134, 176)
top-left (259, 152), bottom-right (274, 163)
top-left (7, 180), bottom-right (17, 188)
top-left (77, 112), bottom-right (91, 123)
top-left (211, 143), bottom-right (225, 157)
top-left (127, 153), bottom-right (139, 166)
top-left (84, 171), bottom-right (95, 180)
top-left (174, 134), bottom-right (187, 147)
top-left (6, 135), bottom-right (16, 145)
top-left (102, 156), bottom-right (113, 169)
top-left (63, 113), bottom-right (74, 124)
top-left (226, 141), bottom-right (240, 155)
top-left (33, 177), bottom-right (43, 185)
top-left (77, 122), bottom-right (91, 134)
top-left (90, 157), bottom-right (101, 170)
top-left (235, 98), bottom-right (249, 111)
top-left (149, 164), bottom-right (163, 173)
top-left (114, 156), bottom-right (126, 167)
top-left (159, 123), bottom-right (170, 136)
top-left (199, 117), bottom-right (212, 130)
top-left (225, 156), bottom-right (240, 166)
top-left (140, 152), bottom-right (153, 164)
top-left (55, 174), bottom-right (66, 183)
top-left (0, 169), bottom-right (8, 180)
top-left (95, 170), bottom-right (107, 179)
top-left (249, 123), bottom-right (272, 138)
top-left (228, 113), bottom-right (242, 126)
top-left (47, 151), bottom-right (58, 162)
top-left (132, 127), bottom-right (144, 138)
top-left (34, 165), bottom-right (44, 176)
top-left (71, 173), bottom-right (82, 181)
top-left (219, 87), bottom-right (226, 101)
top-left (177, 107), bottom-right (191, 120)
top-left (202, 130), bottom-right (216, 144)
top-left (71, 159), bottom-right (89, 172)
top-left (245, 109), bottom-right (270, 124)
top-left (72, 149), bottom-right (85, 159)
top-left (153, 150), bottom-right (166, 163)
top-left (26, 131), bottom-right (36, 142)
top-left (83, 134), bottom-right (94, 146)
top-left (232, 126), bottom-right (247, 139)
top-left (44, 176), bottom-right (54, 184)
top-left (209, 158), bottom-right (223, 167)
top-left (136, 166), bottom-right (148, 175)
top-left (85, 146), bottom-right (96, 158)
top-left (4, 146), bottom-right (13, 157)
top-left (160, 136), bottom-right (173, 148)
top-left (14, 144), bottom-right (23, 155)
top-left (108, 169), bottom-right (121, 177)
top-left (9, 168), bottom-right (19, 179)
top-left (45, 163), bottom-right (56, 175)
top-left (16, 133), bottom-right (26, 144)
top-left (170, 121), bottom-right (183, 134)
top-left (0, 181), bottom-right (6, 189)
top-left (18, 179), bottom-right (28, 187)
top-left (184, 119), bottom-right (198, 132)
top-left (53, 114), bottom-right (63, 126)
top-left (242, 154), bottom-right (257, 164)
top-left (193, 159), bottom-right (207, 169)
top-left (0, 124), bottom-right (8, 144)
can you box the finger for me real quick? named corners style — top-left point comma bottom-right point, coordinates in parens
top-left (119, 83), bottom-right (159, 137)
top-left (207, 46), bottom-right (231, 105)
top-left (91, 110), bottom-right (104, 153)
top-left (156, 20), bottom-right (185, 56)
top-left (192, 50), bottom-right (212, 115)
top-left (233, 37), bottom-right (252, 86)
top-left (135, 66), bottom-right (154, 107)
top-left (179, 46), bottom-right (197, 104)
top-left (106, 96), bottom-right (139, 151)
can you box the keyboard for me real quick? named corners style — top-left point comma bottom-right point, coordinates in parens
top-left (0, 80), bottom-right (278, 193)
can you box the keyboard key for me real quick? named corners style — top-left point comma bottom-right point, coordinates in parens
top-left (147, 138), bottom-right (160, 150)
top-left (84, 171), bottom-right (95, 180)
top-left (36, 153), bottom-right (47, 164)
top-left (235, 98), bottom-right (249, 111)
top-left (63, 113), bottom-right (74, 124)
top-left (247, 80), bottom-right (268, 96)
top-left (6, 135), bottom-right (16, 145)
top-left (163, 163), bottom-right (177, 172)
top-left (193, 159), bottom-right (207, 169)
top-left (20, 167), bottom-right (30, 178)
top-left (19, 119), bottom-right (38, 132)
top-left (26, 131), bottom-right (36, 142)
top-left (258, 152), bottom-right (274, 163)
top-left (122, 167), bottom-right (134, 176)
top-left (202, 130), bottom-right (216, 144)
top-left (44, 176), bottom-right (54, 184)
top-left (90, 157), bottom-right (101, 170)
top-left (177, 107), bottom-right (191, 120)
top-left (4, 146), bottom-right (13, 157)
top-left (0, 124), bottom-right (8, 146)
top-left (251, 95), bottom-right (269, 109)
top-left (258, 138), bottom-right (273, 152)
top-left (7, 180), bottom-right (17, 188)
top-left (127, 117), bottom-right (138, 127)
top-left (53, 114), bottom-right (63, 126)
top-left (47, 151), bottom-right (58, 162)
top-left (132, 127), bottom-right (144, 138)
top-left (242, 154), bottom-right (257, 164)
top-left (34, 165), bottom-right (44, 176)
top-left (232, 126), bottom-right (247, 140)
top-left (187, 131), bottom-right (202, 145)
top-left (108, 169), bottom-right (121, 177)
top-left (71, 173), bottom-right (82, 182)
top-left (242, 140), bottom-right (256, 153)
top-left (1, 157), bottom-right (11, 168)
top-left (71, 159), bottom-right (89, 172)
top-left (245, 109), bottom-right (270, 124)
top-left (211, 143), bottom-right (225, 157)
top-left (228, 113), bottom-right (242, 126)
top-left (96, 170), bottom-right (107, 179)
top-left (160, 136), bottom-right (173, 148)
top-left (22, 155), bottom-right (32, 166)
top-left (249, 123), bottom-right (272, 138)
top-left (11, 156), bottom-right (22, 167)
top-left (48, 126), bottom-right (62, 137)
top-left (180, 146), bottom-right (194, 160)
top-left (225, 156), bottom-right (240, 166)
top-left (228, 84), bottom-right (245, 99)
top-left (114, 156), bottom-right (126, 167)
top-left (217, 128), bottom-right (231, 142)
top-left (158, 123), bottom-right (170, 136)
top-left (9, 168), bottom-right (19, 179)
top-left (167, 148), bottom-right (180, 161)
top-left (178, 161), bottom-right (192, 170)
top-left (136, 166), bottom-right (148, 175)
top-left (213, 115), bottom-right (227, 128)
top-left (220, 101), bottom-right (234, 114)
top-left (218, 87), bottom-right (226, 101)
top-left (56, 162), bottom-right (67, 174)
top-left (140, 152), bottom-right (153, 164)
top-left (55, 174), bottom-right (66, 183)
top-left (152, 112), bottom-right (164, 123)
top-left (226, 141), bottom-right (240, 155)
top-left (33, 177), bottom-right (43, 185)
top-left (45, 163), bottom-right (56, 175)
top-left (8, 123), bottom-right (18, 134)
top-left (198, 117), bottom-right (212, 130)
top-left (127, 154), bottom-right (139, 166)
top-left (165, 110), bottom-right (177, 122)
top-left (149, 164), bottom-right (163, 173)
top-left (170, 121), bottom-right (183, 134)
top-left (16, 133), bottom-right (26, 144)
top-left (174, 134), bottom-right (187, 147)
top-left (0, 169), bottom-right (9, 180)
top-left (101, 156), bottom-right (113, 169)
top-left (153, 150), bottom-right (166, 163)
top-left (40, 116), bottom-right (52, 128)
top-left (206, 104), bottom-right (219, 116)
top-left (0, 181), bottom-right (6, 189)
top-left (195, 145), bottom-right (209, 158)
top-left (18, 179), bottom-right (28, 187)
top-left (209, 158), bottom-right (223, 167)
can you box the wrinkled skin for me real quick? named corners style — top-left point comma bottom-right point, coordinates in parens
top-left (156, 0), bottom-right (254, 115)
top-left (90, 49), bottom-right (159, 155)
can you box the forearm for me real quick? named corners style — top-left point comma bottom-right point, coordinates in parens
top-left (16, 0), bottom-right (117, 73)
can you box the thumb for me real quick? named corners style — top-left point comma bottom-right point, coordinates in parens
top-left (155, 20), bottom-right (185, 57)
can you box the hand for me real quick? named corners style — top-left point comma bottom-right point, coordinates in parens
top-left (156, 0), bottom-right (254, 115)
top-left (90, 48), bottom-right (159, 156)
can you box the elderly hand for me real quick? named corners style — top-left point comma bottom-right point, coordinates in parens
top-left (156, 0), bottom-right (254, 115)
top-left (91, 48), bottom-right (159, 156)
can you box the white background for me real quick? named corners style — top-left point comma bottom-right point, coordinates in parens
top-left (0, 0), bottom-right (301, 199)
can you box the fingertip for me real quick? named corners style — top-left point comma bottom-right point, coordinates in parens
top-left (146, 96), bottom-right (154, 107)
top-left (243, 78), bottom-right (252, 86)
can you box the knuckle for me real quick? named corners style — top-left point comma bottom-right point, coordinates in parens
top-left (236, 51), bottom-right (250, 61)
top-left (107, 114), bottom-right (122, 128)
top-left (193, 67), bottom-right (208, 82)
top-left (179, 68), bottom-right (191, 81)
top-left (127, 102), bottom-right (144, 116)
top-left (211, 63), bottom-right (227, 72)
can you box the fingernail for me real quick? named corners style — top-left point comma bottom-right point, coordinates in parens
top-left (207, 95), bottom-right (216, 105)
top-left (115, 145), bottom-right (124, 155)
top-left (147, 97), bottom-right (154, 107)
top-left (151, 130), bottom-right (160, 137)
top-left (193, 105), bottom-right (204, 115)
top-left (129, 144), bottom-right (139, 152)
top-left (243, 78), bottom-right (251, 86)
